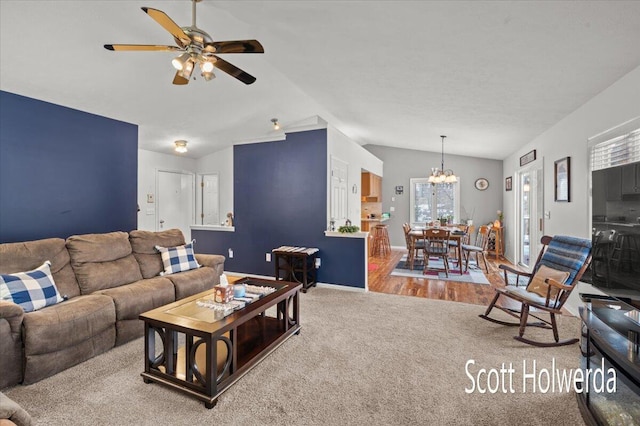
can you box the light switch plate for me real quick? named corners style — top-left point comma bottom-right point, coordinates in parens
top-left (147, 193), bottom-right (154, 203)
top-left (544, 211), bottom-right (551, 219)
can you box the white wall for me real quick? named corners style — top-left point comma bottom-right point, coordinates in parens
top-left (503, 65), bottom-right (640, 314)
top-left (137, 149), bottom-right (197, 233)
top-left (196, 146), bottom-right (234, 224)
top-left (327, 125), bottom-right (384, 228)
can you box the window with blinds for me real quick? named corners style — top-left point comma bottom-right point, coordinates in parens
top-left (590, 127), bottom-right (640, 171)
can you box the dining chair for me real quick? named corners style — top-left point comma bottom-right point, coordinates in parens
top-left (461, 225), bottom-right (492, 272)
top-left (447, 225), bottom-right (469, 268)
top-left (403, 223), bottom-right (423, 270)
top-left (422, 228), bottom-right (451, 277)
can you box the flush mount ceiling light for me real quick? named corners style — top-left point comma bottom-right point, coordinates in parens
top-left (428, 135), bottom-right (458, 184)
top-left (174, 140), bottom-right (188, 153)
top-left (103, 0), bottom-right (264, 86)
top-left (271, 118), bottom-right (280, 130)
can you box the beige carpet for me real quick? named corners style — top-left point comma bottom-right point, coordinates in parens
top-left (6, 287), bottom-right (585, 425)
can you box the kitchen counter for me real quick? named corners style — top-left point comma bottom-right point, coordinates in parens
top-left (361, 217), bottom-right (390, 222)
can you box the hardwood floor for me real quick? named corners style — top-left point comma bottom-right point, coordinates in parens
top-left (367, 248), bottom-right (522, 310)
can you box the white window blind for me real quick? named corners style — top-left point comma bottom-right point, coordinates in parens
top-left (590, 127), bottom-right (640, 171)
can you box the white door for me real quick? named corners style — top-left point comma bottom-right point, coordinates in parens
top-left (201, 173), bottom-right (220, 225)
top-left (517, 165), bottom-right (543, 268)
top-left (157, 170), bottom-right (195, 240)
top-left (330, 157), bottom-right (348, 225)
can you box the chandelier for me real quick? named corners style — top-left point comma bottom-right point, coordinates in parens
top-left (428, 135), bottom-right (458, 183)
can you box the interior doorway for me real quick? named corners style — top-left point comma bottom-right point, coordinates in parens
top-left (157, 170), bottom-right (195, 240)
top-left (516, 165), bottom-right (543, 269)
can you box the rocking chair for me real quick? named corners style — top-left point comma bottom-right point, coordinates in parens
top-left (479, 235), bottom-right (592, 347)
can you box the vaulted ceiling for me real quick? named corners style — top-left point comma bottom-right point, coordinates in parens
top-left (2, 1), bottom-right (639, 159)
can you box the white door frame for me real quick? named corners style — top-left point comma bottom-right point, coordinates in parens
top-left (156, 168), bottom-right (195, 237)
top-left (515, 161), bottom-right (544, 269)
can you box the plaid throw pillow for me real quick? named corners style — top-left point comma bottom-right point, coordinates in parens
top-left (0, 261), bottom-right (64, 312)
top-left (155, 240), bottom-right (201, 275)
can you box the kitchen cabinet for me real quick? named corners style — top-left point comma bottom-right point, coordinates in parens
top-left (621, 163), bottom-right (640, 194)
top-left (606, 166), bottom-right (622, 201)
top-left (361, 172), bottom-right (382, 201)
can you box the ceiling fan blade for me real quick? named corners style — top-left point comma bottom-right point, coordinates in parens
top-left (104, 44), bottom-right (181, 52)
top-left (203, 40), bottom-right (264, 54)
top-left (212, 56), bottom-right (257, 85)
top-left (141, 7), bottom-right (191, 47)
top-left (173, 71), bottom-right (189, 85)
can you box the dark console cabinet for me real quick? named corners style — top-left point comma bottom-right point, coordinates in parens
top-left (578, 294), bottom-right (640, 425)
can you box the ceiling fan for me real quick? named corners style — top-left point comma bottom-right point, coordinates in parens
top-left (104, 0), bottom-right (264, 85)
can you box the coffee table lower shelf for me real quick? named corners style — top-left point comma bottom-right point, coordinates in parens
top-left (139, 278), bottom-right (301, 408)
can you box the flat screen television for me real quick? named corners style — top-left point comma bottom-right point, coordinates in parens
top-left (590, 161), bottom-right (640, 305)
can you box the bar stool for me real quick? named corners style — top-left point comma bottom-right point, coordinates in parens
top-left (610, 232), bottom-right (640, 272)
top-left (591, 230), bottom-right (615, 283)
top-left (371, 224), bottom-right (391, 257)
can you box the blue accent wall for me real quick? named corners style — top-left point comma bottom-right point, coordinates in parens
top-left (0, 91), bottom-right (138, 243)
top-left (193, 129), bottom-right (366, 288)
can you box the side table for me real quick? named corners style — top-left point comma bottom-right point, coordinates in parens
top-left (272, 246), bottom-right (319, 293)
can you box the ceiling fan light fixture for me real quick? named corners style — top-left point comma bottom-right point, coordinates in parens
top-left (201, 70), bottom-right (216, 81)
top-left (178, 58), bottom-right (195, 79)
top-left (200, 60), bottom-right (215, 73)
top-left (174, 140), bottom-right (188, 153)
top-left (171, 52), bottom-right (190, 70)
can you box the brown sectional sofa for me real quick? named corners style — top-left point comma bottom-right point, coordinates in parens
top-left (0, 228), bottom-right (224, 389)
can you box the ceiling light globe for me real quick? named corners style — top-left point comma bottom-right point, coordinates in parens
top-left (201, 61), bottom-right (214, 73)
top-left (171, 58), bottom-right (183, 70)
top-left (171, 52), bottom-right (190, 71)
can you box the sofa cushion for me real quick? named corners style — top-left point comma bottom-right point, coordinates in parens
top-left (94, 276), bottom-right (175, 321)
top-left (0, 238), bottom-right (81, 299)
top-left (0, 261), bottom-right (64, 312)
top-left (156, 241), bottom-right (201, 275)
top-left (166, 267), bottom-right (218, 299)
top-left (22, 294), bottom-right (115, 356)
top-left (129, 229), bottom-right (185, 278)
top-left (67, 232), bottom-right (143, 294)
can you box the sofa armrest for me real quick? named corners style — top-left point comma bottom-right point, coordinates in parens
top-left (0, 391), bottom-right (32, 426)
top-left (196, 254), bottom-right (225, 273)
top-left (0, 301), bottom-right (24, 338)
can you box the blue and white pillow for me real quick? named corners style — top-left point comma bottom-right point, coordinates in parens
top-left (0, 261), bottom-right (64, 312)
top-left (155, 240), bottom-right (201, 275)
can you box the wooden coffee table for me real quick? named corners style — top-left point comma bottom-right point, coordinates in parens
top-left (139, 277), bottom-right (301, 408)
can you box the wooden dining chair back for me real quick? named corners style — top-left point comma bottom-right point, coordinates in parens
top-left (402, 223), bottom-right (421, 270)
top-left (447, 225), bottom-right (469, 267)
top-left (461, 225), bottom-right (492, 272)
top-left (422, 228), bottom-right (451, 277)
top-left (479, 235), bottom-right (592, 347)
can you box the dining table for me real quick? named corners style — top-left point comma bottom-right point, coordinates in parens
top-left (408, 225), bottom-right (467, 275)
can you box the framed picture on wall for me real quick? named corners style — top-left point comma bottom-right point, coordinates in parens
top-left (554, 156), bottom-right (571, 202)
top-left (505, 176), bottom-right (512, 191)
top-left (520, 150), bottom-right (537, 166)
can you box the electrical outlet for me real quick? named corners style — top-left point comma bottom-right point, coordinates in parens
top-left (390, 206), bottom-right (395, 212)
top-left (315, 258), bottom-right (321, 268)
top-left (228, 248), bottom-right (234, 259)
top-left (266, 253), bottom-right (271, 262)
